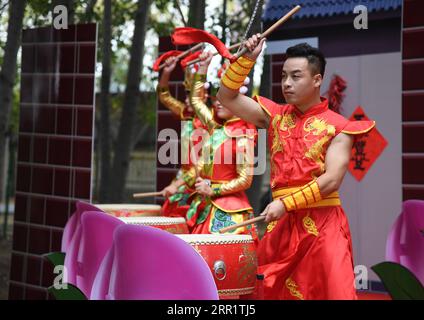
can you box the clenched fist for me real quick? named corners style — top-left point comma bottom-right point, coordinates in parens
top-left (260, 199), bottom-right (286, 223)
top-left (243, 33), bottom-right (266, 61)
top-left (195, 177), bottom-right (213, 197)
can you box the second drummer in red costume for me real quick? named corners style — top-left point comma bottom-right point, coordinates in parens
top-left (157, 55), bottom-right (206, 218)
top-left (185, 52), bottom-right (258, 239)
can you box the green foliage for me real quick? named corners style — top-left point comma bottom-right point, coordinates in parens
top-left (74, 0), bottom-right (101, 22)
top-left (48, 283), bottom-right (87, 300)
top-left (25, 0), bottom-right (51, 27)
top-left (372, 262), bottom-right (424, 300)
top-left (3, 0), bottom-right (259, 146)
top-left (107, 91), bottom-right (156, 131)
top-left (43, 252), bottom-right (66, 267)
top-left (208, 0), bottom-right (256, 44)
top-left (139, 91), bottom-right (156, 126)
top-left (148, 15), bottom-right (175, 37)
top-left (9, 74), bottom-right (20, 135)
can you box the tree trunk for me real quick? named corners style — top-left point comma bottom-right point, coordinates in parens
top-left (130, 122), bottom-right (150, 151)
top-left (188, 0), bottom-right (205, 29)
top-left (246, 0), bottom-right (263, 95)
top-left (219, 0), bottom-right (227, 65)
top-left (109, 0), bottom-right (151, 202)
top-left (259, 55), bottom-right (270, 97)
top-left (98, 0), bottom-right (112, 202)
top-left (246, 54), bottom-right (271, 214)
top-left (0, 0), bottom-right (26, 208)
top-left (221, 0), bottom-right (227, 43)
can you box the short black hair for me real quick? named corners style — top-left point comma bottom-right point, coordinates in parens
top-left (285, 43), bottom-right (326, 77)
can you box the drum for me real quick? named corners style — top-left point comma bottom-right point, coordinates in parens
top-left (118, 216), bottom-right (189, 234)
top-left (95, 204), bottom-right (161, 217)
top-left (176, 234), bottom-right (257, 297)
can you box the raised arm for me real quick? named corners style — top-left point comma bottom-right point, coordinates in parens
top-left (157, 56), bottom-right (186, 118)
top-left (190, 52), bottom-right (219, 132)
top-left (217, 34), bottom-right (270, 128)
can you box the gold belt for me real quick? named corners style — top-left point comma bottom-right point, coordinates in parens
top-left (272, 186), bottom-right (341, 209)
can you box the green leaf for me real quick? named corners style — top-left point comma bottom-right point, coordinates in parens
top-left (42, 252), bottom-right (66, 267)
top-left (48, 283), bottom-right (87, 300)
top-left (371, 262), bottom-right (424, 300)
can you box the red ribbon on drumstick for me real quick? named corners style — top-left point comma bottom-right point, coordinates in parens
top-left (186, 5), bottom-right (301, 67)
top-left (155, 42), bottom-right (204, 71)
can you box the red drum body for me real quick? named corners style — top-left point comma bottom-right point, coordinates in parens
top-left (177, 234), bottom-right (257, 297)
top-left (118, 216), bottom-right (189, 234)
top-left (96, 204), bottom-right (161, 218)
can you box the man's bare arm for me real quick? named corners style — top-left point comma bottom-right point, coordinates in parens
top-left (217, 34), bottom-right (270, 128)
top-left (317, 133), bottom-right (354, 196)
top-left (217, 86), bottom-right (270, 128)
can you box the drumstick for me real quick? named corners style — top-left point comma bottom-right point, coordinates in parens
top-left (186, 42), bottom-right (243, 67)
top-left (158, 42), bottom-right (204, 70)
top-left (233, 5), bottom-right (301, 60)
top-left (133, 191), bottom-right (163, 198)
top-left (193, 159), bottom-right (199, 178)
top-left (187, 6), bottom-right (300, 67)
top-left (219, 215), bottom-right (266, 233)
top-left (189, 136), bottom-right (199, 178)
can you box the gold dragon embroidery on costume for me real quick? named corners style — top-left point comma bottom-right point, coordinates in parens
top-left (266, 221), bottom-right (278, 233)
top-left (285, 277), bottom-right (304, 300)
top-left (270, 113), bottom-right (296, 188)
top-left (302, 212), bottom-right (319, 237)
top-left (303, 117), bottom-right (336, 178)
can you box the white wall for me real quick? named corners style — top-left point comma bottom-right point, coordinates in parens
top-left (323, 53), bottom-right (402, 281)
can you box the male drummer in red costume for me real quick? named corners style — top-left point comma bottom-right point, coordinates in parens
top-left (217, 35), bottom-right (375, 300)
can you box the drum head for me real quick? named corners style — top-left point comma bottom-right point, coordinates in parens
top-left (95, 204), bottom-right (161, 217)
top-left (176, 234), bottom-right (253, 244)
top-left (96, 204), bottom-right (161, 210)
top-left (118, 216), bottom-right (186, 226)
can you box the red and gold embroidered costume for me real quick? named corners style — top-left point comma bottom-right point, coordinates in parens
top-left (185, 73), bottom-right (258, 239)
top-left (253, 95), bottom-right (375, 300)
top-left (158, 67), bottom-right (206, 218)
